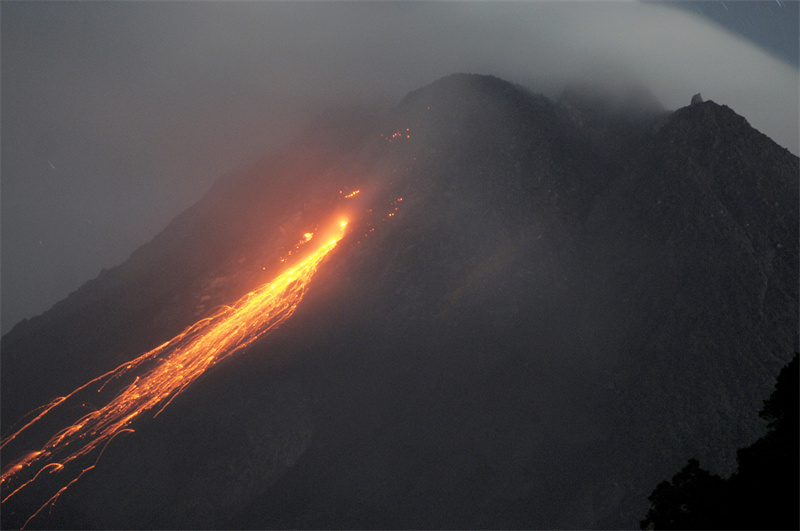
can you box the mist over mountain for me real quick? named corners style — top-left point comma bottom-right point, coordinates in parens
top-left (2, 74), bottom-right (797, 529)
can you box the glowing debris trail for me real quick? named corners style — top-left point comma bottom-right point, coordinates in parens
top-left (1, 220), bottom-right (348, 526)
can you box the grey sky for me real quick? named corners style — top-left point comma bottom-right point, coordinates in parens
top-left (2, 1), bottom-right (798, 334)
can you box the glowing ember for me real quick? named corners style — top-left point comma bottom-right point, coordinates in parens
top-left (381, 128), bottom-right (412, 142)
top-left (1, 219), bottom-right (348, 528)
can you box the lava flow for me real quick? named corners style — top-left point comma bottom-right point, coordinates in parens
top-left (1, 218), bottom-right (349, 528)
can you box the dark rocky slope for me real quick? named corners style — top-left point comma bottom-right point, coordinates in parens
top-left (2, 74), bottom-right (796, 529)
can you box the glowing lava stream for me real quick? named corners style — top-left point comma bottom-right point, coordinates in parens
top-left (1, 219), bottom-right (349, 526)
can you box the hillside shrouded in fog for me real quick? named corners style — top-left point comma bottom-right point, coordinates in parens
top-left (1, 0), bottom-right (798, 335)
top-left (2, 72), bottom-right (797, 529)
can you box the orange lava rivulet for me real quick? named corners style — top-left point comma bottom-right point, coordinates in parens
top-left (1, 219), bottom-right (349, 528)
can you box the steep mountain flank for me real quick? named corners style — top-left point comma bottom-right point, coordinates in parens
top-left (2, 74), bottom-right (796, 529)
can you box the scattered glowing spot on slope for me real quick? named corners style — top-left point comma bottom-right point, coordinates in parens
top-left (381, 128), bottom-right (413, 142)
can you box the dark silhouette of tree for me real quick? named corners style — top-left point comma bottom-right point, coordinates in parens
top-left (727, 354), bottom-right (799, 530)
top-left (640, 459), bottom-right (729, 529)
top-left (641, 354), bottom-right (799, 530)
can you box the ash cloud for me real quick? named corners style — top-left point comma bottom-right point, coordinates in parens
top-left (2, 0), bottom-right (797, 333)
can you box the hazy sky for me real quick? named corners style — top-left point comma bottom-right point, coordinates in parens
top-left (2, 1), bottom-right (798, 334)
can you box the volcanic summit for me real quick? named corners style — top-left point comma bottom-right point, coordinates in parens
top-left (2, 74), bottom-right (797, 529)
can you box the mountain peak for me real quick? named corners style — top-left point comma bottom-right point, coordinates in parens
top-left (399, 72), bottom-right (550, 113)
top-left (659, 98), bottom-right (796, 160)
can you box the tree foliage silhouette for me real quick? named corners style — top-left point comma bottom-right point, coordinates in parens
top-left (641, 354), bottom-right (799, 530)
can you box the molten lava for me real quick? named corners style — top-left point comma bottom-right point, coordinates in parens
top-left (1, 219), bottom-right (349, 528)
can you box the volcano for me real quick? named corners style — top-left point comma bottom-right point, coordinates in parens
top-left (2, 73), bottom-right (797, 529)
